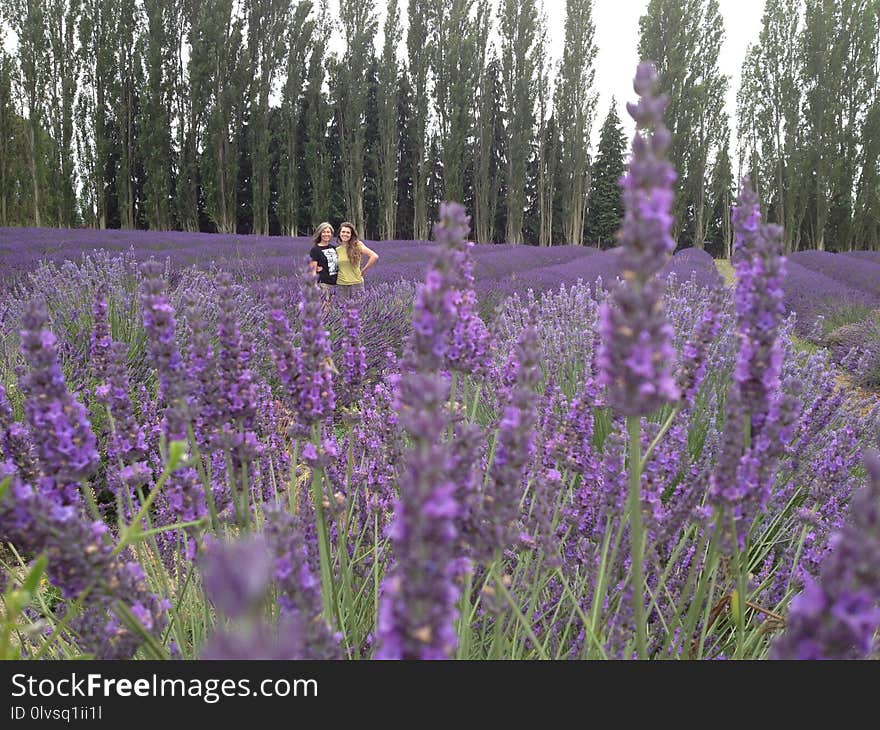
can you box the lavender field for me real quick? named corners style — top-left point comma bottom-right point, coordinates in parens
top-left (1, 64), bottom-right (879, 662)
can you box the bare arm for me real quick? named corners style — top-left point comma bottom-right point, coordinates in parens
top-left (360, 245), bottom-right (379, 274)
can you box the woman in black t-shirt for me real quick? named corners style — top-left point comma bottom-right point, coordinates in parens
top-left (309, 222), bottom-right (339, 312)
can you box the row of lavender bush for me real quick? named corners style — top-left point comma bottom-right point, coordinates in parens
top-left (1, 64), bottom-right (878, 660)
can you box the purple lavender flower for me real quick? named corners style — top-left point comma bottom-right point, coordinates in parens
top-left (263, 507), bottom-right (342, 659)
top-left (266, 274), bottom-right (335, 438)
top-left (17, 299), bottom-right (99, 507)
top-left (710, 179), bottom-right (799, 534)
top-left (730, 179), bottom-right (786, 438)
top-left (406, 202), bottom-right (477, 372)
top-left (376, 372), bottom-right (460, 660)
top-left (596, 62), bottom-right (680, 416)
top-left (771, 451), bottom-right (880, 659)
top-left (486, 319), bottom-right (541, 553)
top-left (139, 260), bottom-right (189, 441)
top-left (0, 384), bottom-right (38, 484)
top-left (0, 473), bottom-right (166, 659)
top-left (676, 290), bottom-right (723, 406)
top-left (89, 292), bottom-right (113, 388)
top-left (214, 273), bottom-right (259, 437)
top-left (200, 614), bottom-right (308, 660)
top-left (199, 534), bottom-right (274, 619)
top-left (338, 303), bottom-right (368, 411)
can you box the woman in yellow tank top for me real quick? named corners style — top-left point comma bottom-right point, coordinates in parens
top-left (336, 222), bottom-right (379, 301)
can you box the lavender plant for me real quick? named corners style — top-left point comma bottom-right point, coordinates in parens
top-left (0, 62), bottom-right (878, 663)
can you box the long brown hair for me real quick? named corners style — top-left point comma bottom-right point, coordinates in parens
top-left (338, 222), bottom-right (362, 269)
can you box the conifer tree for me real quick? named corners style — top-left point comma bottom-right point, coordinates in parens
top-left (585, 100), bottom-right (625, 248)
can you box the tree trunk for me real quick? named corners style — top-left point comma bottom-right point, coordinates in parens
top-left (27, 119), bottom-right (41, 227)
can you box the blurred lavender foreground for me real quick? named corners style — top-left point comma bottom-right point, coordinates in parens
top-left (1, 63), bottom-right (879, 661)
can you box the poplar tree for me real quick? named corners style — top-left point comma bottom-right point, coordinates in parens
top-left (303, 0), bottom-right (332, 229)
top-left (246, 0), bottom-right (290, 235)
top-left (377, 0), bottom-right (400, 240)
top-left (45, 0), bottom-right (80, 227)
top-left (336, 0), bottom-right (376, 232)
top-left (853, 95), bottom-right (880, 250)
top-left (534, 16), bottom-right (558, 246)
top-left (406, 0), bottom-right (430, 239)
top-left (395, 71), bottom-right (416, 239)
top-left (0, 38), bottom-right (14, 226)
top-left (638, 0), bottom-right (728, 247)
top-left (555, 0), bottom-right (598, 245)
top-left (173, 0), bottom-right (201, 233)
top-left (472, 2), bottom-right (501, 244)
top-left (192, 0), bottom-right (246, 234)
top-left (140, 0), bottom-right (175, 231)
top-left (110, 0), bottom-right (140, 229)
top-left (6, 0), bottom-right (47, 226)
top-left (499, 0), bottom-right (540, 244)
top-left (736, 0), bottom-right (802, 252)
top-left (428, 0), bottom-right (481, 206)
top-left (77, 0), bottom-right (116, 228)
top-left (278, 0), bottom-right (314, 236)
top-left (824, 0), bottom-right (878, 251)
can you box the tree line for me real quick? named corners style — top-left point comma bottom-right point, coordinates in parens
top-left (0, 0), bottom-right (877, 253)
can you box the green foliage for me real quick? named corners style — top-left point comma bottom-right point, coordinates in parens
top-left (585, 101), bottom-right (626, 248)
top-left (554, 0), bottom-right (598, 246)
top-left (638, 0), bottom-right (729, 249)
top-left (498, 0), bottom-right (540, 245)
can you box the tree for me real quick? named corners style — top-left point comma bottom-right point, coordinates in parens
top-left (585, 100), bottom-right (625, 248)
top-left (534, 16), bottom-right (558, 247)
top-left (688, 0), bottom-right (728, 249)
top-left (173, 0), bottom-right (201, 233)
top-left (555, 0), bottom-right (598, 245)
top-left (428, 0), bottom-right (481, 205)
top-left (140, 0), bottom-right (175, 231)
top-left (278, 0), bottom-right (314, 236)
top-left (45, 0), bottom-right (80, 227)
top-left (796, 0), bottom-right (878, 251)
top-left (376, 0), bottom-right (400, 240)
top-left (406, 0), bottom-right (430, 239)
top-left (395, 72), bottom-right (416, 239)
top-left (825, 0), bottom-right (878, 251)
top-left (707, 129), bottom-right (733, 258)
top-left (499, 0), bottom-right (540, 244)
top-left (0, 38), bottom-right (16, 226)
top-left (192, 0), bottom-right (246, 234)
top-left (6, 0), bottom-right (48, 226)
top-left (736, 0), bottom-right (803, 252)
top-left (335, 0), bottom-right (376, 233)
top-left (638, 0), bottom-right (728, 247)
top-left (108, 0), bottom-right (140, 230)
top-left (76, 0), bottom-right (115, 228)
top-left (363, 56), bottom-right (381, 238)
top-left (303, 0), bottom-right (331, 229)
top-left (246, 0), bottom-right (290, 235)
top-left (472, 3), bottom-right (503, 244)
top-left (853, 95), bottom-right (880, 250)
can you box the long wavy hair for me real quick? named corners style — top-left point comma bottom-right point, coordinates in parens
top-left (312, 222), bottom-right (333, 245)
top-left (338, 222), bottom-right (362, 269)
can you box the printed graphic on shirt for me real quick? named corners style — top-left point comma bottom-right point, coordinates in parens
top-left (323, 247), bottom-right (338, 276)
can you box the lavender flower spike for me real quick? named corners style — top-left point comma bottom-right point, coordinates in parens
top-left (596, 62), bottom-right (679, 416)
top-left (18, 299), bottom-right (99, 507)
top-left (771, 451), bottom-right (880, 659)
